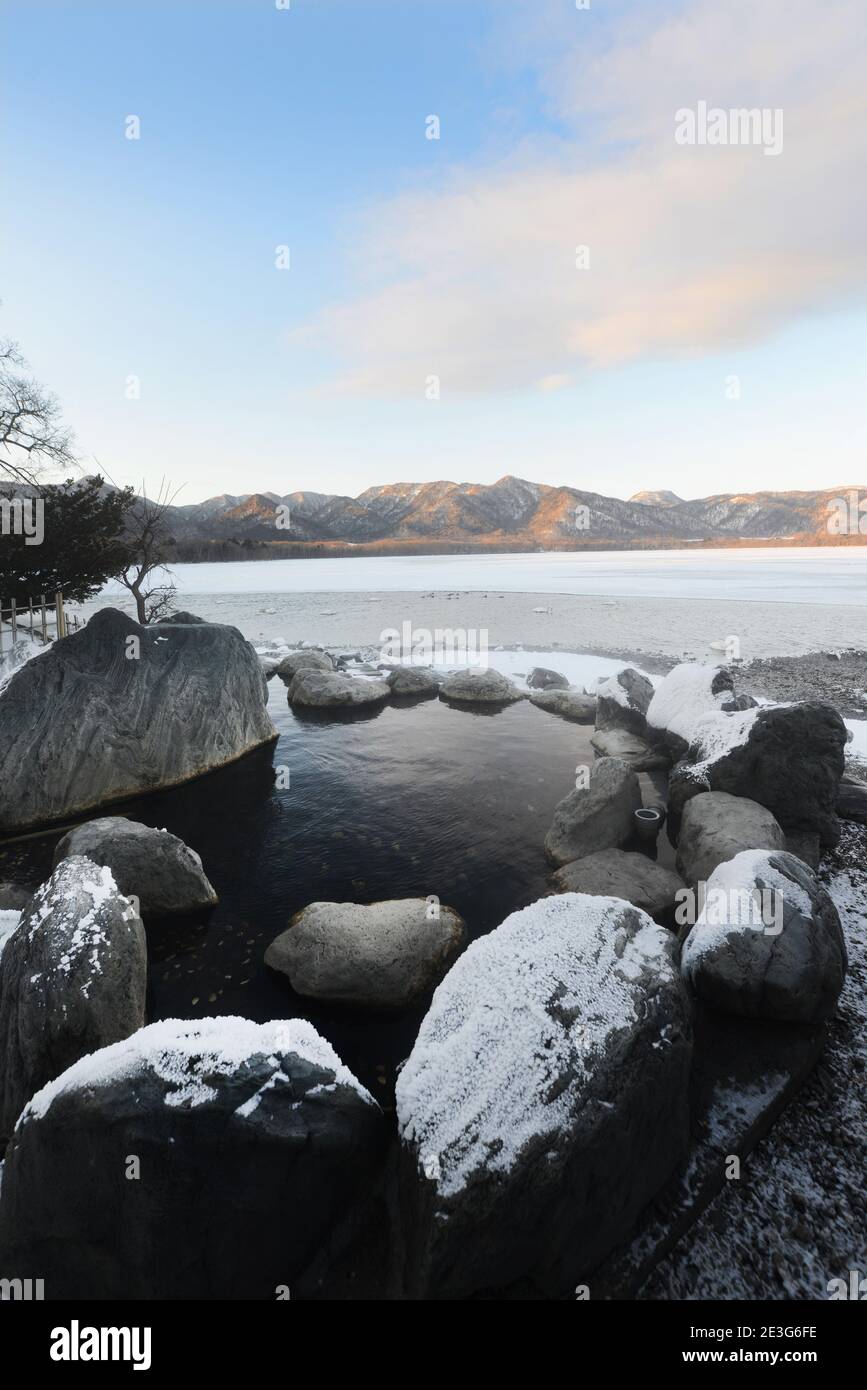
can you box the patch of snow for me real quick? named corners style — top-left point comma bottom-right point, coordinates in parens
top-left (647, 662), bottom-right (736, 742)
top-left (682, 850), bottom-right (815, 971)
top-left (20, 1016), bottom-right (375, 1127)
top-left (396, 893), bottom-right (675, 1199)
top-left (682, 706), bottom-right (762, 784)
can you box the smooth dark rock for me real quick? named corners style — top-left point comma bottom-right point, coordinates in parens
top-left (287, 669), bottom-right (390, 708)
top-left (386, 667), bottom-right (442, 697)
top-left (591, 727), bottom-right (671, 770)
top-left (275, 649), bottom-right (334, 683)
top-left (0, 1018), bottom-right (385, 1298)
top-left (52, 817), bottom-right (218, 917)
top-left (439, 669), bottom-right (525, 704)
top-left (551, 849), bottom-right (686, 921)
top-left (527, 667), bottom-right (570, 690)
top-left (529, 689), bottom-right (596, 723)
top-left (595, 668), bottom-right (655, 737)
top-left (544, 757), bottom-right (643, 867)
top-left (675, 791), bottom-right (786, 884)
top-left (0, 609), bottom-right (277, 834)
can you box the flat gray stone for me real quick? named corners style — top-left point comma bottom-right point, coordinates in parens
top-left (287, 670), bottom-right (390, 708)
top-left (551, 849), bottom-right (686, 920)
top-left (591, 727), bottom-right (670, 770)
top-left (527, 667), bottom-right (570, 690)
top-left (275, 650), bottom-right (333, 683)
top-left (265, 899), bottom-right (466, 1010)
top-left (386, 667), bottom-right (441, 697)
top-left (439, 669), bottom-right (525, 704)
top-left (529, 690), bottom-right (596, 722)
top-left (676, 791), bottom-right (786, 884)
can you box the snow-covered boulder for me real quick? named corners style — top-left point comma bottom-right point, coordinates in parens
top-left (681, 850), bottom-right (846, 1023)
top-left (675, 792), bottom-right (786, 885)
top-left (668, 702), bottom-right (848, 846)
top-left (595, 668), bottom-right (655, 737)
top-left (0, 857), bottom-right (146, 1140)
top-left (529, 689), bottom-right (596, 722)
top-left (551, 850), bottom-right (686, 921)
top-left (396, 894), bottom-right (692, 1299)
top-left (0, 609), bottom-right (277, 834)
top-left (275, 649), bottom-right (334, 683)
top-left (646, 663), bottom-right (747, 753)
top-left (287, 669), bottom-right (390, 708)
top-left (439, 668), bottom-right (525, 704)
top-left (544, 757), bottom-right (642, 867)
top-left (386, 666), bottom-right (441, 697)
top-left (0, 1017), bottom-right (385, 1299)
top-left (265, 898), bottom-right (467, 1010)
top-left (52, 817), bottom-right (218, 918)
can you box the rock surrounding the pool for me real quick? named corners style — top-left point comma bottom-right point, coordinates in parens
top-left (439, 668), bottom-right (525, 704)
top-left (0, 856), bottom-right (146, 1141)
top-left (0, 609), bottom-right (277, 834)
top-left (646, 663), bottom-right (754, 760)
top-left (668, 701), bottom-right (847, 846)
top-left (837, 774), bottom-right (867, 825)
top-left (0, 1018), bottom-right (385, 1299)
top-left (287, 669), bottom-right (391, 707)
top-left (265, 898), bottom-right (467, 1010)
top-left (275, 649), bottom-right (334, 683)
top-left (528, 689), bottom-right (596, 722)
top-left (396, 893), bottom-right (692, 1299)
top-left (680, 850), bottom-right (846, 1023)
top-left (527, 667), bottom-right (570, 690)
top-left (544, 757), bottom-right (642, 867)
top-left (551, 850), bottom-right (685, 921)
top-left (675, 791), bottom-right (786, 885)
top-left (386, 666), bottom-right (442, 697)
top-left (52, 817), bottom-right (218, 917)
top-left (590, 727), bottom-right (670, 771)
top-left (594, 668), bottom-right (655, 737)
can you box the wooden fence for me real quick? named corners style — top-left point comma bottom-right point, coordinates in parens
top-left (0, 592), bottom-right (83, 654)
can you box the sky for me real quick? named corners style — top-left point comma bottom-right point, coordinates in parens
top-left (3, 0), bottom-right (867, 504)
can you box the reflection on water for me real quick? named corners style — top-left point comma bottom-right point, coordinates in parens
top-left (0, 682), bottom-right (674, 1102)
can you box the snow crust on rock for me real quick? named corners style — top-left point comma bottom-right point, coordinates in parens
top-left (396, 892), bottom-right (676, 1199)
top-left (595, 672), bottom-right (633, 708)
top-left (19, 1016), bottom-right (375, 1126)
top-left (678, 706), bottom-right (762, 787)
top-left (647, 662), bottom-right (737, 741)
top-left (682, 850), bottom-right (816, 970)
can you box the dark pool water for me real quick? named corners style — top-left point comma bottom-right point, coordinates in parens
top-left (0, 680), bottom-right (675, 1103)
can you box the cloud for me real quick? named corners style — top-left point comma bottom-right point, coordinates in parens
top-left (293, 0), bottom-right (867, 397)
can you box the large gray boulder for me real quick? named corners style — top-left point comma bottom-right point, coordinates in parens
top-left (668, 702), bottom-right (847, 846)
top-left (52, 817), bottom-right (218, 917)
top-left (288, 669), bottom-right (390, 708)
top-left (551, 850), bottom-right (686, 921)
top-left (439, 669), bottom-right (524, 704)
top-left (529, 689), bottom-right (596, 723)
top-left (646, 663), bottom-right (751, 759)
top-left (675, 791), bottom-right (786, 885)
top-left (0, 1018), bottom-right (385, 1299)
top-left (0, 609), bottom-right (276, 834)
top-left (275, 649), bottom-right (334, 683)
top-left (265, 899), bottom-right (467, 1010)
top-left (396, 893), bottom-right (692, 1299)
top-left (386, 666), bottom-right (441, 697)
top-left (681, 850), bottom-right (846, 1023)
top-left (544, 757), bottom-right (642, 867)
top-left (595, 668), bottom-right (655, 737)
top-left (0, 857), bottom-right (146, 1140)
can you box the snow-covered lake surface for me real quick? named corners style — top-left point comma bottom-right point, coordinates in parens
top-left (98, 547), bottom-right (867, 605)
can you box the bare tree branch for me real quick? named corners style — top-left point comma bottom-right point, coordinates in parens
top-left (0, 336), bottom-right (77, 484)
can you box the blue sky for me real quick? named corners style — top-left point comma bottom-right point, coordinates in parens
top-left (4, 0), bottom-right (866, 503)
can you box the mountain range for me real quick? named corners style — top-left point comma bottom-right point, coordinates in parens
top-left (162, 477), bottom-right (864, 549)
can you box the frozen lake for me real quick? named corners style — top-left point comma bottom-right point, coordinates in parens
top-left (100, 547), bottom-right (867, 606)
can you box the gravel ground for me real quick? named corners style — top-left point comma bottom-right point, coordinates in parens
top-left (743, 649), bottom-right (867, 718)
top-left (641, 820), bottom-right (867, 1301)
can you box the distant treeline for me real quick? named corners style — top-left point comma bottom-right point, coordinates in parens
top-left (164, 531), bottom-right (867, 564)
